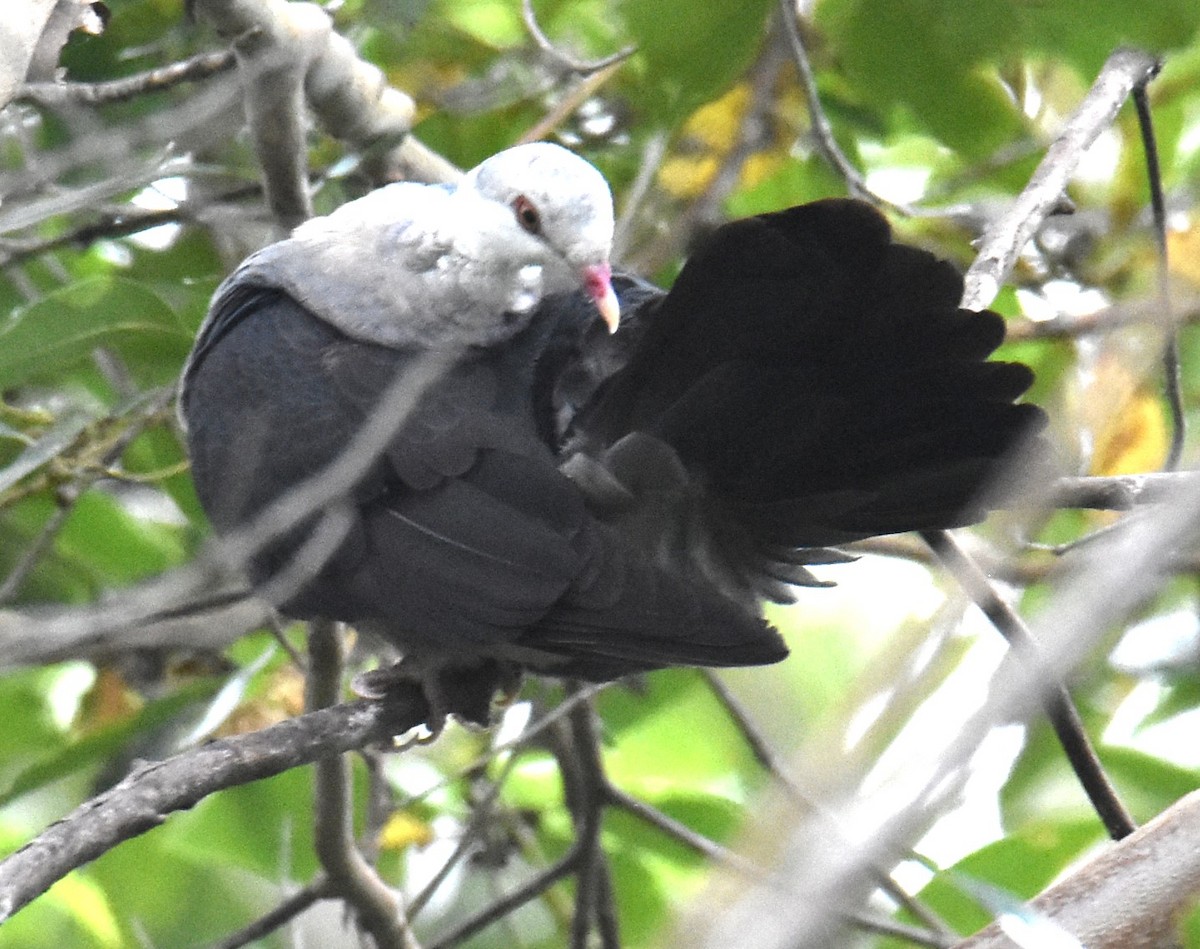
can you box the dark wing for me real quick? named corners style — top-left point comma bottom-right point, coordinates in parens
top-left (182, 285), bottom-right (785, 678)
top-left (572, 199), bottom-right (1045, 550)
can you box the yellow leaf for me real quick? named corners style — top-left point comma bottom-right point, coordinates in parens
top-left (379, 811), bottom-right (436, 851)
top-left (1168, 217), bottom-right (1200, 287)
top-left (658, 83), bottom-right (790, 199)
top-left (1081, 353), bottom-right (1169, 476)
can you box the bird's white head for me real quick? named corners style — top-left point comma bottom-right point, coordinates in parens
top-left (463, 143), bottom-right (620, 333)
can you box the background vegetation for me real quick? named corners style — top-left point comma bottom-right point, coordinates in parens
top-left (2, 0), bottom-right (1200, 946)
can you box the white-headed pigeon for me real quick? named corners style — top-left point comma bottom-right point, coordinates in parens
top-left (180, 143), bottom-right (1044, 726)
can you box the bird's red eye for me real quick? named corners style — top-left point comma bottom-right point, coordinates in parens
top-left (513, 194), bottom-right (542, 235)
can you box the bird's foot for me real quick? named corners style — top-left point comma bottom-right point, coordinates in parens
top-left (351, 657), bottom-right (522, 742)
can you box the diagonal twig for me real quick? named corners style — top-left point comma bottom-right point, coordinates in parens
top-left (920, 530), bottom-right (1136, 841)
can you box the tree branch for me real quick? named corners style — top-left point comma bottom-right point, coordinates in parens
top-left (921, 530), bottom-right (1136, 841)
top-left (0, 694), bottom-right (425, 923)
top-left (964, 48), bottom-right (1162, 310)
top-left (209, 878), bottom-right (332, 949)
top-left (520, 0), bottom-right (635, 76)
top-left (190, 0), bottom-right (454, 229)
top-left (307, 619), bottom-right (416, 948)
top-left (955, 788), bottom-right (1200, 948)
top-left (20, 49), bottom-right (236, 105)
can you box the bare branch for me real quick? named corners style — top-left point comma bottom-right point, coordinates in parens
top-left (777, 0), bottom-right (915, 215)
top-left (426, 846), bottom-right (581, 949)
top-left (209, 879), bottom-right (332, 949)
top-left (189, 0), bottom-right (453, 228)
top-left (631, 22), bottom-right (790, 274)
top-left (19, 50), bottom-right (236, 105)
top-left (517, 58), bottom-right (627, 146)
top-left (964, 48), bottom-right (1162, 309)
top-left (0, 694), bottom-right (425, 922)
top-left (407, 753), bottom-right (521, 920)
top-left (921, 530), bottom-right (1136, 841)
top-left (307, 619), bottom-right (416, 949)
top-left (1050, 471), bottom-right (1200, 510)
top-left (562, 699), bottom-right (618, 949)
top-left (520, 0), bottom-right (635, 76)
top-left (0, 0), bottom-right (102, 108)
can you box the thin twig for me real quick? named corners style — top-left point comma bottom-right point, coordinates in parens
top-left (307, 619), bottom-right (417, 949)
top-left (603, 783), bottom-right (761, 878)
top-left (632, 20), bottom-right (790, 274)
top-left (517, 58), bottom-right (627, 145)
top-left (208, 878), bottom-right (332, 949)
top-left (612, 129), bottom-right (668, 261)
top-left (564, 697), bottom-right (619, 949)
top-left (407, 753), bottom-right (522, 919)
top-left (393, 685), bottom-right (607, 812)
top-left (426, 845), bottom-right (581, 949)
top-left (846, 909), bottom-right (955, 948)
top-left (0, 388), bottom-right (174, 604)
top-left (920, 530), bottom-right (1137, 840)
top-left (1131, 72), bottom-right (1182, 469)
top-left (701, 673), bottom-right (956, 940)
top-left (777, 0), bottom-right (914, 215)
top-left (701, 670), bottom-right (806, 801)
top-left (20, 50), bottom-right (236, 106)
top-left (520, 0), bottom-right (635, 76)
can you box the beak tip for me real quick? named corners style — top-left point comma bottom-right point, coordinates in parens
top-left (598, 288), bottom-right (620, 334)
top-left (582, 262), bottom-right (620, 334)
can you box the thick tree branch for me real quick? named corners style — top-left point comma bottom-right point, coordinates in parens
top-left (0, 0), bottom-right (102, 108)
top-left (955, 788), bottom-right (1200, 948)
top-left (190, 0), bottom-right (455, 229)
top-left (0, 694), bottom-right (425, 923)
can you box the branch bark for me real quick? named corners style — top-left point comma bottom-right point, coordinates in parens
top-left (0, 0), bottom-right (102, 109)
top-left (964, 48), bottom-right (1162, 310)
top-left (190, 0), bottom-right (455, 230)
top-left (955, 788), bottom-right (1200, 948)
top-left (0, 694), bottom-right (424, 923)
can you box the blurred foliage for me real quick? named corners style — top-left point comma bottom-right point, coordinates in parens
top-left (1, 0), bottom-right (1200, 947)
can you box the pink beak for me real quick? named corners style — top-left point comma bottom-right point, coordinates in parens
top-left (582, 262), bottom-right (620, 334)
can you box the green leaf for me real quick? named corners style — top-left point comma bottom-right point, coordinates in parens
top-left (167, 765), bottom-right (327, 881)
top-left (436, 0), bottom-right (526, 48)
top-left (817, 0), bottom-right (1023, 155)
top-left (880, 819), bottom-right (1101, 942)
top-left (0, 679), bottom-right (221, 808)
top-left (1096, 746), bottom-right (1200, 823)
top-left (0, 278), bottom-right (191, 391)
top-left (597, 670), bottom-right (762, 799)
top-left (0, 857), bottom-right (123, 949)
top-left (1024, 0), bottom-right (1200, 76)
top-left (54, 489), bottom-right (189, 585)
top-left (85, 824), bottom-right (283, 948)
top-left (617, 0), bottom-right (774, 123)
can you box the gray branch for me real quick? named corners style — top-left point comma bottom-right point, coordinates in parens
top-left (964, 48), bottom-right (1161, 310)
top-left (190, 0), bottom-right (456, 229)
top-left (955, 788), bottom-right (1200, 948)
top-left (0, 694), bottom-right (425, 923)
top-left (19, 50), bottom-right (236, 105)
